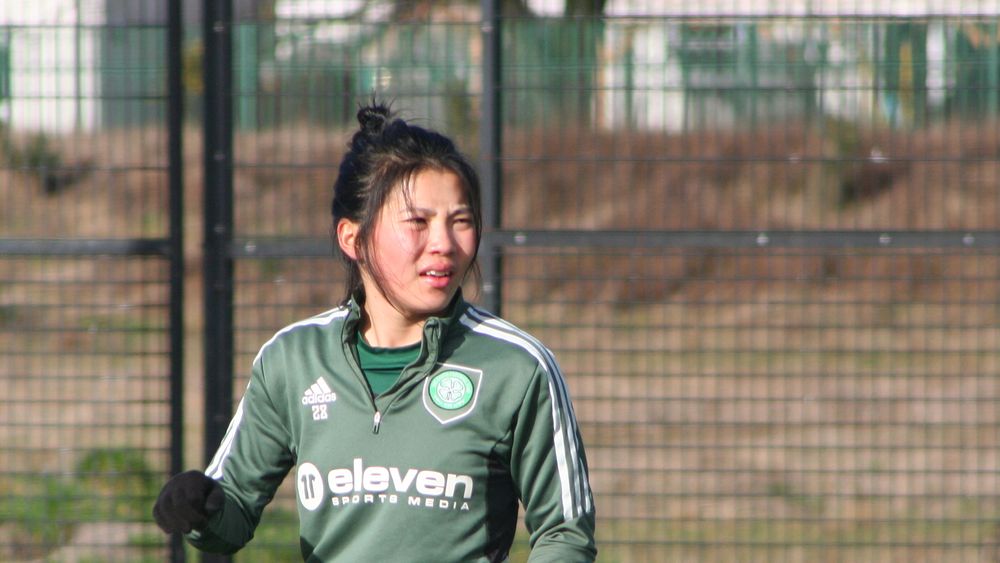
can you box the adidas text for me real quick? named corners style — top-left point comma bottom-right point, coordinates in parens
top-left (302, 392), bottom-right (338, 405)
top-left (302, 378), bottom-right (337, 420)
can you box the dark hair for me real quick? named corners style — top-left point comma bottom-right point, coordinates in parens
top-left (331, 102), bottom-right (482, 305)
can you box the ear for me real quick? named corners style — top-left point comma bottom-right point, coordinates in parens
top-left (335, 219), bottom-right (360, 261)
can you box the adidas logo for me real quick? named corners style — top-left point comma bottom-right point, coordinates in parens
top-left (302, 377), bottom-right (338, 406)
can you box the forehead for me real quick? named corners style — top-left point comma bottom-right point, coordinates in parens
top-left (390, 168), bottom-right (470, 207)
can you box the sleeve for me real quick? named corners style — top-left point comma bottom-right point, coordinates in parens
top-left (511, 361), bottom-right (597, 563)
top-left (186, 354), bottom-right (296, 554)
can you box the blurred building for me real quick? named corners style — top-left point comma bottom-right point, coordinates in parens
top-left (0, 0), bottom-right (264, 133)
top-left (0, 0), bottom-right (996, 133)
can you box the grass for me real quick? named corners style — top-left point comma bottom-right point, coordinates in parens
top-left (0, 447), bottom-right (160, 561)
top-left (0, 475), bottom-right (81, 558)
top-left (237, 508), bottom-right (303, 563)
top-left (0, 303), bottom-right (18, 326)
top-left (237, 507), bottom-right (535, 562)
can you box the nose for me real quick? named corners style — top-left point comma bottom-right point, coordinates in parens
top-left (427, 220), bottom-right (454, 254)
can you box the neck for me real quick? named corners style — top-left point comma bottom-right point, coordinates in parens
top-left (359, 300), bottom-right (425, 348)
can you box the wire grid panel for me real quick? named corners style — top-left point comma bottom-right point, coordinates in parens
top-left (0, 2), bottom-right (178, 561)
top-left (0, 257), bottom-right (172, 562)
top-left (503, 246), bottom-right (1000, 562)
top-left (500, 18), bottom-right (999, 231)
top-left (0, 10), bottom-right (172, 239)
top-left (222, 2), bottom-right (1000, 562)
top-left (225, 246), bottom-right (1000, 562)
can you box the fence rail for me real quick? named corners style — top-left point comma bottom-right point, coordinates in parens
top-left (1, 1), bottom-right (998, 562)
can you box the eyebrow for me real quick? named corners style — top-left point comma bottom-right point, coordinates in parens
top-left (402, 205), bottom-right (472, 216)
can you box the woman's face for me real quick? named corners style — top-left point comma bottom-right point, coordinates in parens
top-left (356, 168), bottom-right (478, 323)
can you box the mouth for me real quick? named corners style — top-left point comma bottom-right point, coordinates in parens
top-left (420, 268), bottom-right (456, 288)
top-left (422, 269), bottom-right (452, 278)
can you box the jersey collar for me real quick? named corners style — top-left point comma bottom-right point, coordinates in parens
top-left (340, 290), bottom-right (470, 357)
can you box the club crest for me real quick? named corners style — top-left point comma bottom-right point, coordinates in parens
top-left (423, 364), bottom-right (482, 424)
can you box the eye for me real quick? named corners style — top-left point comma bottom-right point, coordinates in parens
top-left (405, 216), bottom-right (428, 227)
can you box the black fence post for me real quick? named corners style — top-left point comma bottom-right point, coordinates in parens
top-left (202, 0), bottom-right (234, 562)
top-left (167, 0), bottom-right (186, 560)
top-left (480, 0), bottom-right (503, 316)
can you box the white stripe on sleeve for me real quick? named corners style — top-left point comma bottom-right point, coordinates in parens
top-left (208, 307), bottom-right (348, 479)
top-left (461, 308), bottom-right (592, 519)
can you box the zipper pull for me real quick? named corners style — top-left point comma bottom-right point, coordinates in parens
top-left (372, 411), bottom-right (382, 434)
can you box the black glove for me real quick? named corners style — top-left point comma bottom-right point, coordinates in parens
top-left (152, 470), bottom-right (225, 534)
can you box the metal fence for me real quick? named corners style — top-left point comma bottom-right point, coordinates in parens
top-left (0, 0), bottom-right (184, 561)
top-left (2, 0), bottom-right (1000, 562)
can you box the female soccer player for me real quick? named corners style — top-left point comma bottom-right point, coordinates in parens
top-left (153, 102), bottom-right (596, 562)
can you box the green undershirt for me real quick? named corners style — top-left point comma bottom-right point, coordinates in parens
top-left (355, 334), bottom-right (421, 396)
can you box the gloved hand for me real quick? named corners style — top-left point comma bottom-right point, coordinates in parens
top-left (152, 470), bottom-right (225, 534)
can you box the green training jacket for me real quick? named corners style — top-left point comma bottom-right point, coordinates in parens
top-left (188, 294), bottom-right (596, 562)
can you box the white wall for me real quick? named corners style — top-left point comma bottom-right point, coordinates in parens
top-left (606, 0), bottom-right (1000, 17)
top-left (600, 23), bottom-right (686, 131)
top-left (0, 0), bottom-right (104, 133)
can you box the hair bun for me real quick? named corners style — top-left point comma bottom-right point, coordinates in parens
top-left (357, 103), bottom-right (393, 137)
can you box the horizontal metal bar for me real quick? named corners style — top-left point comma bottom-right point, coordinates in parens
top-left (551, 12), bottom-right (1000, 20)
top-left (229, 230), bottom-right (1000, 258)
top-left (0, 238), bottom-right (171, 256)
top-left (231, 238), bottom-right (333, 257)
top-left (502, 155), bottom-right (997, 164)
top-left (487, 230), bottom-right (1000, 249)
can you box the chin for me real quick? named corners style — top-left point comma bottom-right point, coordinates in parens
top-left (410, 295), bottom-right (455, 317)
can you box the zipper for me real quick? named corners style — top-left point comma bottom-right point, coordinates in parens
top-left (370, 358), bottom-right (436, 435)
top-left (351, 317), bottom-right (440, 436)
top-left (369, 369), bottom-right (426, 435)
top-left (346, 333), bottom-right (384, 435)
